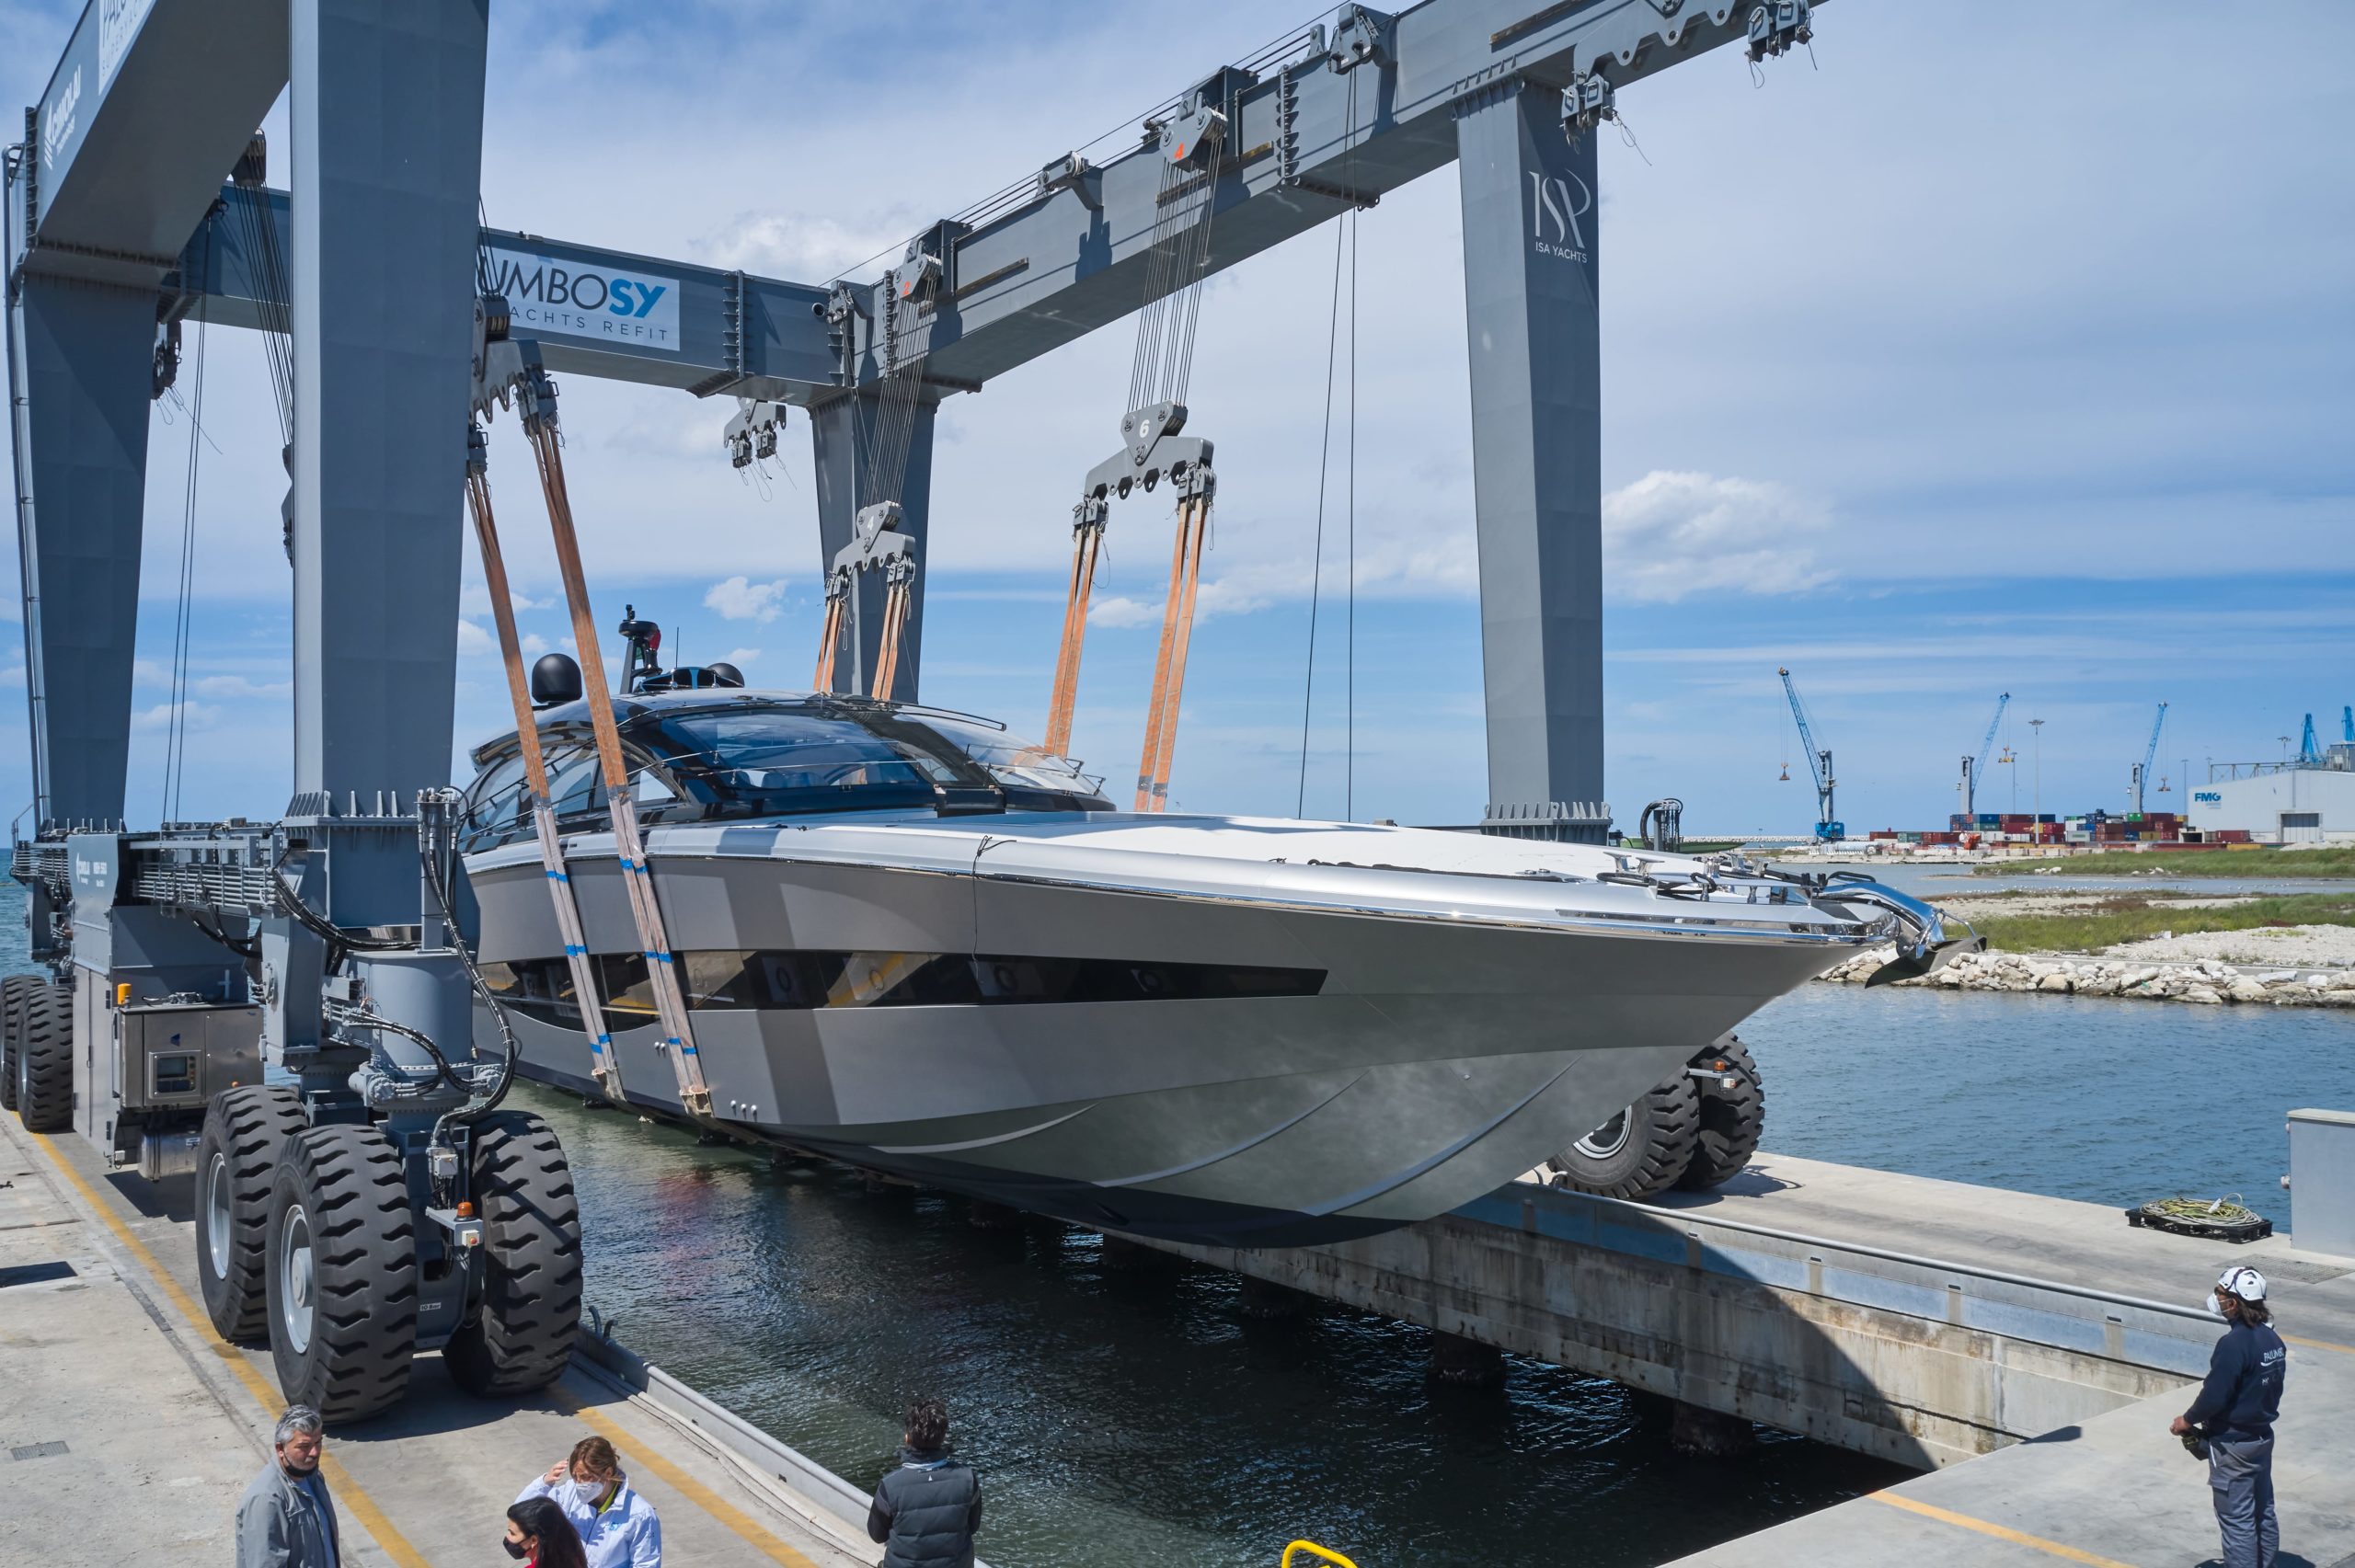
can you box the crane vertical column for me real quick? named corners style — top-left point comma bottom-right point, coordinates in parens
top-left (809, 393), bottom-right (936, 701)
top-left (6, 275), bottom-right (152, 830)
top-left (1453, 81), bottom-right (1606, 841)
top-left (288, 0), bottom-right (487, 807)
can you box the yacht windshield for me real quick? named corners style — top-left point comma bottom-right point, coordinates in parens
top-left (461, 696), bottom-right (1111, 852)
top-left (906, 711), bottom-right (1105, 798)
top-left (650, 704), bottom-right (958, 813)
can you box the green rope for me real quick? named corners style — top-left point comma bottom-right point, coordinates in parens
top-left (2142, 1193), bottom-right (2260, 1224)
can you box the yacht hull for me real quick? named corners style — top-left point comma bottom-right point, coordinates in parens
top-left (466, 817), bottom-right (1862, 1245)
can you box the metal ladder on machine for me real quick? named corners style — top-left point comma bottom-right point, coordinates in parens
top-left (468, 297), bottom-right (715, 1118)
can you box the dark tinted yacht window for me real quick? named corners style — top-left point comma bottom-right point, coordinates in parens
top-left (460, 695), bottom-right (1111, 851)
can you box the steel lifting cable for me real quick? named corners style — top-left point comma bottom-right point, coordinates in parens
top-left (459, 431), bottom-right (626, 1104)
top-left (514, 388), bottom-right (716, 1118)
top-left (1296, 69), bottom-right (1363, 819)
top-left (159, 310), bottom-right (208, 823)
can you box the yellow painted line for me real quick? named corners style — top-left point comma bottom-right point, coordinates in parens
top-left (28, 1130), bottom-right (431, 1568)
top-left (1867, 1492), bottom-right (2140, 1568)
top-left (553, 1383), bottom-right (826, 1568)
top-left (2283, 1332), bottom-right (2355, 1356)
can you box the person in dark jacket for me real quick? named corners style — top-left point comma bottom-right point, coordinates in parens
top-left (2171, 1265), bottom-right (2287, 1568)
top-left (867, 1397), bottom-right (982, 1568)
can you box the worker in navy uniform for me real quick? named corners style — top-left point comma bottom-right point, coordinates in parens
top-left (867, 1397), bottom-right (983, 1568)
top-left (236, 1405), bottom-right (341, 1568)
top-left (2171, 1265), bottom-right (2286, 1568)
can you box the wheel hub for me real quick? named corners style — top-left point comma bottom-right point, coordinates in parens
top-left (280, 1203), bottom-right (315, 1354)
top-left (205, 1153), bottom-right (232, 1279)
top-left (1574, 1106), bottom-right (1634, 1160)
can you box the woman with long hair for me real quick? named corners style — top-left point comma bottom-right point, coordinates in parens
top-left (505, 1495), bottom-right (589, 1568)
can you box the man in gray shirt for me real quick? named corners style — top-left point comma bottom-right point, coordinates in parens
top-left (236, 1405), bottom-right (343, 1568)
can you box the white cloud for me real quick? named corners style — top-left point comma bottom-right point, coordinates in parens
top-left (1601, 471), bottom-right (1833, 604)
top-left (1088, 596), bottom-right (1159, 629)
top-left (719, 647), bottom-right (762, 666)
top-left (132, 701), bottom-right (221, 732)
top-left (704, 576), bottom-right (787, 623)
top-left (191, 674), bottom-right (293, 699)
top-left (457, 619), bottom-right (496, 655)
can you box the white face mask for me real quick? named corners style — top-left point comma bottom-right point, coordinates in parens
top-left (2205, 1292), bottom-right (2223, 1316)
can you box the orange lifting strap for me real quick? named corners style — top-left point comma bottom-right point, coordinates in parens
top-left (872, 560), bottom-right (915, 703)
top-left (460, 427), bottom-right (624, 1104)
top-left (1044, 509), bottom-right (1106, 758)
top-left (508, 370), bottom-right (715, 1118)
top-left (812, 574), bottom-right (847, 692)
top-left (1132, 492), bottom-right (1210, 812)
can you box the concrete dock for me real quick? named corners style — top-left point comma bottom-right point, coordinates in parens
top-left (9, 1081), bottom-right (2354, 1568)
top-left (0, 1105), bottom-right (901, 1568)
top-left (1149, 1154), bottom-right (2355, 1566)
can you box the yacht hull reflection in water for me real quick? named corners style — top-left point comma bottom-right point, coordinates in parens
top-left (459, 692), bottom-right (1948, 1245)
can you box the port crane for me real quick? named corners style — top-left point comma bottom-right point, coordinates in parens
top-left (1777, 667), bottom-right (1842, 841)
top-left (6, 0), bottom-right (1832, 1422)
top-left (2131, 702), bottom-right (2169, 814)
top-left (2298, 714), bottom-right (2321, 764)
top-left (1958, 692), bottom-right (2010, 818)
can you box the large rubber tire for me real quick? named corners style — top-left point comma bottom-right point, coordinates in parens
top-left (265, 1122), bottom-right (418, 1422)
top-left (197, 1086), bottom-right (310, 1343)
top-left (1, 973), bottom-right (36, 1113)
top-left (1547, 1071), bottom-right (1698, 1200)
top-left (15, 981), bottom-right (75, 1133)
top-left (1677, 1036), bottom-right (1764, 1192)
top-left (444, 1110), bottom-right (583, 1398)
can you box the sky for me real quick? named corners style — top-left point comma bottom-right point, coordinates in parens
top-left (4, 1), bottom-right (2350, 837)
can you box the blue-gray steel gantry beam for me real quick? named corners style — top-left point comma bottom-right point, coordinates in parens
top-left (8, 0), bottom-right (287, 829)
top-left (810, 394), bottom-right (940, 701)
top-left (40, 0), bottom-right (1805, 831)
top-left (289, 0), bottom-right (488, 803)
top-left (1455, 81), bottom-right (1603, 821)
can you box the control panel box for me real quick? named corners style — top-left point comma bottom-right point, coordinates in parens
top-left (114, 1001), bottom-right (263, 1113)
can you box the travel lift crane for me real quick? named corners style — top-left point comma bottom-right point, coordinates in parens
top-left (1958, 692), bottom-right (2010, 818)
top-left (1777, 667), bottom-right (1842, 841)
top-left (6, 0), bottom-right (1828, 1424)
top-left (2131, 701), bottom-right (2169, 814)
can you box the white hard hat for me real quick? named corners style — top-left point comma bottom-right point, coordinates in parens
top-left (2215, 1265), bottom-right (2268, 1303)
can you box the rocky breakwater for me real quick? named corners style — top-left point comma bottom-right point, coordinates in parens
top-left (1818, 947), bottom-right (2355, 1007)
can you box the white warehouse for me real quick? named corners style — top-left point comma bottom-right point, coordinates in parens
top-left (2189, 752), bottom-right (2355, 844)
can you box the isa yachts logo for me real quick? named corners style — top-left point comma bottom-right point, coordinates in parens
top-left (478, 247), bottom-right (681, 352)
top-left (1527, 169), bottom-right (1592, 264)
top-left (42, 64), bottom-right (83, 171)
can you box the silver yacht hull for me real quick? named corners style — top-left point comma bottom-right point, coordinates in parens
top-left (465, 813), bottom-right (1889, 1246)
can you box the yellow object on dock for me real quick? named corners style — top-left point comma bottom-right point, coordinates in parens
top-left (1281, 1539), bottom-right (1361, 1568)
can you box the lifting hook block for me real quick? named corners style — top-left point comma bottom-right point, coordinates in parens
top-left (1745, 0), bottom-right (1812, 63)
top-left (1563, 74), bottom-right (1616, 136)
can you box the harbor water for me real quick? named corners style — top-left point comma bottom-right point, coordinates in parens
top-left (6, 878), bottom-right (2347, 1565)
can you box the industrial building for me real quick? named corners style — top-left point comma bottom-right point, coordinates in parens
top-left (2190, 743), bottom-right (2355, 845)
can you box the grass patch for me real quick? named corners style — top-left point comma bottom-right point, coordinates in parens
top-left (1970, 893), bottom-right (2355, 954)
top-left (1984, 847), bottom-right (2355, 878)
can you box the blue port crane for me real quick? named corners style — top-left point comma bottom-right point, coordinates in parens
top-left (1959, 692), bottom-right (2011, 818)
top-left (2299, 714), bottom-right (2321, 763)
top-left (1777, 666), bottom-right (1843, 841)
top-left (2344, 706), bottom-right (2354, 745)
top-left (2131, 702), bottom-right (2169, 813)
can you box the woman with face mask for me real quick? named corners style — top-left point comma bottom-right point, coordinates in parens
top-left (505, 1496), bottom-right (589, 1568)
